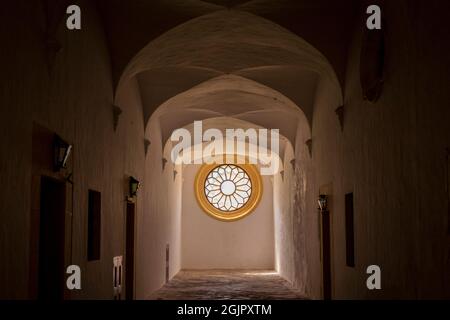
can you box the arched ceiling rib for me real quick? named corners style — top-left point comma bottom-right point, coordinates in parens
top-left (147, 75), bottom-right (310, 148)
top-left (235, 66), bottom-right (319, 122)
top-left (136, 67), bottom-right (222, 122)
top-left (119, 10), bottom-right (341, 129)
top-left (136, 65), bottom-right (320, 127)
top-left (123, 10), bottom-right (337, 79)
top-left (200, 0), bottom-right (254, 8)
top-left (163, 117), bottom-right (289, 169)
top-left (96, 0), bottom-right (358, 86)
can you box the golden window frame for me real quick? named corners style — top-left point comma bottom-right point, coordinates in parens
top-left (195, 163), bottom-right (263, 222)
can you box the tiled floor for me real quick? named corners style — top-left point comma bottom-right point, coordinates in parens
top-left (148, 270), bottom-right (306, 300)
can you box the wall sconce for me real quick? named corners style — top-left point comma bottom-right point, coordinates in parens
top-left (318, 194), bottom-right (328, 211)
top-left (53, 135), bottom-right (72, 172)
top-left (335, 106), bottom-right (344, 131)
top-left (129, 176), bottom-right (140, 197)
top-left (112, 105), bottom-right (123, 132)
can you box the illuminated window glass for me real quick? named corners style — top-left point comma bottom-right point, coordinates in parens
top-left (204, 164), bottom-right (252, 212)
top-left (195, 164), bottom-right (262, 221)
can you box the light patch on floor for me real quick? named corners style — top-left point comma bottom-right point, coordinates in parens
top-left (148, 270), bottom-right (306, 300)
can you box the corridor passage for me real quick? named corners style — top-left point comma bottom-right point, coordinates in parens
top-left (149, 270), bottom-right (306, 300)
top-left (2, 0), bottom-right (450, 302)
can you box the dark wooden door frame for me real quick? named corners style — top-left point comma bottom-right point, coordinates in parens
top-left (166, 244), bottom-right (170, 284)
top-left (125, 202), bottom-right (136, 300)
top-left (30, 123), bottom-right (73, 300)
top-left (37, 176), bottom-right (66, 300)
top-left (321, 209), bottom-right (332, 300)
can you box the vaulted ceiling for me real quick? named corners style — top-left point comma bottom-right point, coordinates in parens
top-left (96, 0), bottom-right (360, 147)
top-left (96, 0), bottom-right (360, 85)
top-left (152, 74), bottom-right (305, 146)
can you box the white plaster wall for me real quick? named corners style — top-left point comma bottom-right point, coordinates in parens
top-left (310, 0), bottom-right (450, 299)
top-left (0, 0), bottom-right (146, 299)
top-left (135, 119), bottom-right (182, 298)
top-left (181, 164), bottom-right (274, 270)
top-left (274, 134), bottom-right (311, 297)
top-left (274, 145), bottom-right (295, 282)
top-left (307, 74), bottom-right (343, 299)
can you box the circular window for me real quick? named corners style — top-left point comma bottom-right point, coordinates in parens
top-left (195, 164), bottom-right (262, 221)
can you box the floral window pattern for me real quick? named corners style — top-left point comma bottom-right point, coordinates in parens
top-left (204, 164), bottom-right (252, 212)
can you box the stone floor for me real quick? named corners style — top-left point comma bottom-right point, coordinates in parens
top-left (148, 270), bottom-right (306, 300)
